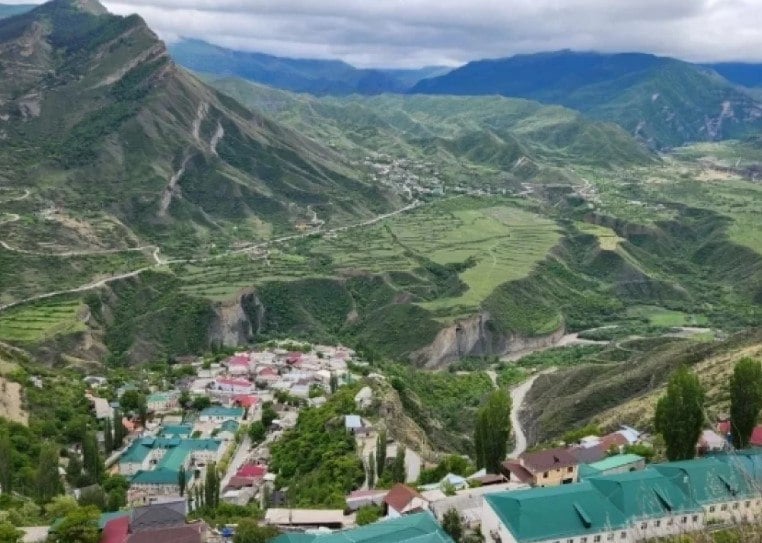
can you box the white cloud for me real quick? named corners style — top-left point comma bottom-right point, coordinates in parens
top-left (10, 0), bottom-right (762, 67)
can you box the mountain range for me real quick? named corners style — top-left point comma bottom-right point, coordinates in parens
top-left (168, 38), bottom-right (449, 96)
top-left (0, 0), bottom-right (399, 254)
top-left (411, 51), bottom-right (762, 148)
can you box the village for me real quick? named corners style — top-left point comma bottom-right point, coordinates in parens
top-left (41, 339), bottom-right (762, 543)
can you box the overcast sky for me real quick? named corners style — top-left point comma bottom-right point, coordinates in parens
top-left (9, 0), bottom-right (762, 67)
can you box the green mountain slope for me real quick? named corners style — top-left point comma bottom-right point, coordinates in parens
top-left (0, 0), bottom-right (399, 256)
top-left (208, 76), bottom-right (654, 174)
top-left (411, 51), bottom-right (762, 148)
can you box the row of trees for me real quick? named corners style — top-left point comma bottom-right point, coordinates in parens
top-left (656, 358), bottom-right (762, 460)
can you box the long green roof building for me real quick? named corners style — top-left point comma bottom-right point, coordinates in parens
top-left (272, 512), bottom-right (454, 543)
top-left (483, 452), bottom-right (762, 543)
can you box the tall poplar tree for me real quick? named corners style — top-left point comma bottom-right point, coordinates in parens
top-left (655, 366), bottom-right (705, 461)
top-left (103, 418), bottom-right (114, 455)
top-left (375, 430), bottom-right (387, 477)
top-left (730, 358), bottom-right (762, 449)
top-left (474, 389), bottom-right (511, 473)
top-left (35, 443), bottom-right (62, 504)
top-left (0, 431), bottom-right (12, 495)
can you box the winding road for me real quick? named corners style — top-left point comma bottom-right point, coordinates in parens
top-left (0, 200), bottom-right (422, 314)
top-left (508, 369), bottom-right (556, 458)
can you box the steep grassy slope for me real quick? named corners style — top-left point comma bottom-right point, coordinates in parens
top-left (0, 0), bottom-right (399, 258)
top-left (169, 38), bottom-right (448, 95)
top-left (411, 51), bottom-right (762, 148)
top-left (209, 77), bottom-right (654, 171)
top-left (522, 328), bottom-right (762, 444)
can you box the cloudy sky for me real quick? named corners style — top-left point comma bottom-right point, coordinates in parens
top-left (10, 0), bottom-right (762, 67)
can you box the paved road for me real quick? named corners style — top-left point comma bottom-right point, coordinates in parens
top-left (0, 200), bottom-right (422, 314)
top-left (508, 369), bottom-right (556, 458)
top-left (221, 435), bottom-right (252, 490)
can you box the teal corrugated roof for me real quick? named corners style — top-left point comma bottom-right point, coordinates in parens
top-left (200, 406), bottom-right (244, 417)
top-left (132, 468), bottom-right (178, 485)
top-left (485, 481), bottom-right (628, 542)
top-left (160, 424), bottom-right (193, 437)
top-left (588, 469), bottom-right (699, 519)
top-left (654, 457), bottom-right (756, 504)
top-left (585, 454), bottom-right (644, 473)
top-left (271, 512), bottom-right (454, 543)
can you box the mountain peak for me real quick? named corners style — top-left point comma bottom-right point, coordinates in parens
top-left (50, 0), bottom-right (108, 15)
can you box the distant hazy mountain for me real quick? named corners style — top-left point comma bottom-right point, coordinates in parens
top-left (168, 38), bottom-right (449, 95)
top-left (0, 3), bottom-right (34, 18)
top-left (705, 63), bottom-right (762, 88)
top-left (411, 50), bottom-right (762, 148)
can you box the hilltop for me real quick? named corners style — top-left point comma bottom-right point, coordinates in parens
top-left (411, 50), bottom-right (762, 148)
top-left (0, 0), bottom-right (400, 257)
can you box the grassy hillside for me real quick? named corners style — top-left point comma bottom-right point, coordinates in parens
top-left (522, 328), bottom-right (762, 444)
top-left (411, 51), bottom-right (762, 148)
top-left (209, 77), bottom-right (654, 172)
top-left (0, 0), bottom-right (400, 259)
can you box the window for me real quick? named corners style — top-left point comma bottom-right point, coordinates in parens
top-left (640, 523), bottom-right (647, 530)
top-left (692, 515), bottom-right (698, 522)
top-left (544, 472), bottom-right (549, 478)
top-left (709, 506), bottom-right (716, 513)
top-left (746, 501), bottom-right (752, 508)
top-left (607, 534), bottom-right (615, 541)
top-left (594, 536), bottom-right (601, 542)
top-left (568, 540), bottom-right (574, 543)
top-left (733, 503), bottom-right (739, 510)
top-left (581, 538), bottom-right (587, 543)
top-left (620, 532), bottom-right (627, 539)
top-left (568, 466), bottom-right (574, 473)
top-left (721, 504), bottom-right (728, 511)
top-left (655, 521), bottom-right (661, 527)
top-left (667, 519), bottom-right (673, 526)
top-left (681, 516), bottom-right (687, 524)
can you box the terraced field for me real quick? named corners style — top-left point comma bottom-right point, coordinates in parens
top-left (0, 298), bottom-right (86, 342)
top-left (575, 222), bottom-right (623, 251)
top-left (174, 197), bottom-right (560, 319)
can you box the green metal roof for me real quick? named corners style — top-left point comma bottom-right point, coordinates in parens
top-left (271, 512), bottom-right (454, 543)
top-left (586, 454), bottom-right (644, 473)
top-left (200, 406), bottom-right (244, 417)
top-left (487, 451), bottom-right (762, 543)
top-left (653, 457), bottom-right (756, 504)
top-left (220, 420), bottom-right (240, 432)
top-left (485, 481), bottom-right (629, 543)
top-left (132, 468), bottom-right (179, 485)
top-left (588, 469), bottom-right (700, 519)
top-left (160, 424), bottom-right (193, 437)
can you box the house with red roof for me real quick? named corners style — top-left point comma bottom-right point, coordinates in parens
top-left (237, 463), bottom-right (267, 478)
top-left (225, 355), bottom-right (251, 375)
top-left (750, 425), bottom-right (762, 447)
top-left (384, 483), bottom-right (429, 518)
top-left (100, 516), bottom-right (129, 543)
top-left (230, 394), bottom-right (259, 409)
top-left (256, 366), bottom-right (280, 386)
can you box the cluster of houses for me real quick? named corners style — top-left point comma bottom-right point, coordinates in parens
top-left (188, 345), bottom-right (356, 404)
top-left (81, 344), bottom-right (360, 508)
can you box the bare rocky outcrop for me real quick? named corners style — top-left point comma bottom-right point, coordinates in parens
top-left (208, 290), bottom-right (256, 347)
top-left (413, 311), bottom-right (565, 369)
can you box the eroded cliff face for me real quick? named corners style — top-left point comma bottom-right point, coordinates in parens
top-left (208, 290), bottom-right (257, 347)
top-left (413, 311), bottom-right (565, 369)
